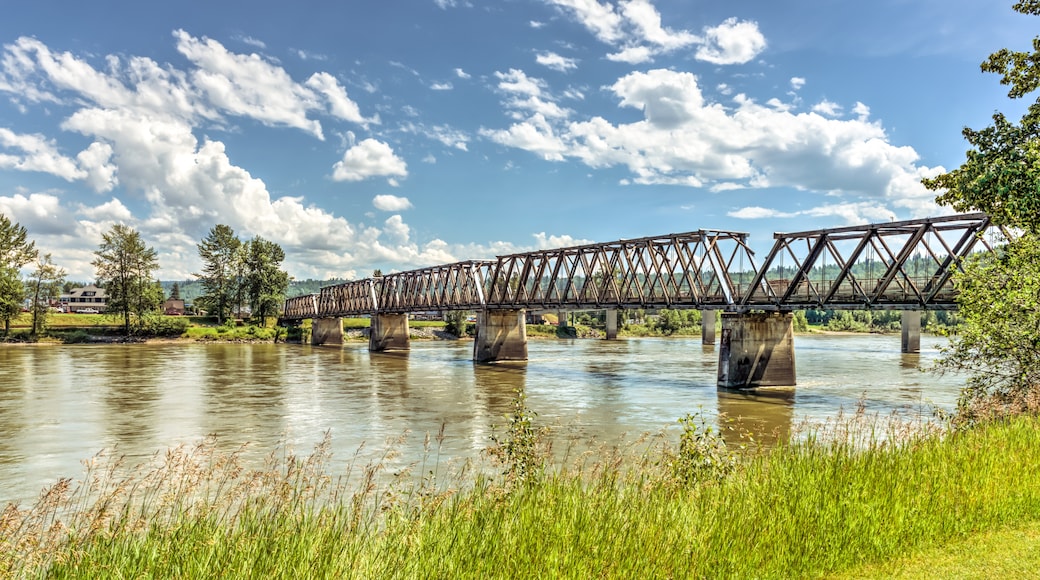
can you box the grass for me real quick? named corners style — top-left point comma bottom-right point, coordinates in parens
top-left (5, 406), bottom-right (1040, 578)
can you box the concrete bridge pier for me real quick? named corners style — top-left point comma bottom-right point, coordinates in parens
top-left (901, 311), bottom-right (921, 354)
top-left (605, 309), bottom-right (619, 340)
top-left (702, 309), bottom-right (716, 345)
top-left (311, 317), bottom-right (344, 346)
top-left (370, 313), bottom-right (410, 351)
top-left (717, 312), bottom-right (796, 389)
top-left (474, 309), bottom-right (528, 362)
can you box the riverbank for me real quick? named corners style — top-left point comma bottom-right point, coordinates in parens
top-left (4, 407), bottom-right (1038, 578)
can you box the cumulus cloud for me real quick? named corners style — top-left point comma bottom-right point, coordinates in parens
top-left (696, 18), bottom-right (767, 65)
top-left (790, 77), bottom-right (806, 90)
top-left (372, 194), bottom-right (413, 211)
top-left (536, 51), bottom-right (579, 72)
top-left (483, 68), bottom-right (942, 215)
top-left (812, 99), bottom-right (843, 117)
top-left (728, 202), bottom-right (898, 225)
top-left (549, 0), bottom-right (764, 65)
top-left (0, 128), bottom-right (85, 181)
top-left (454, 68), bottom-right (471, 79)
top-left (331, 138), bottom-right (408, 182)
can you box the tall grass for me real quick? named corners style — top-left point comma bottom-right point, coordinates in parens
top-left (5, 410), bottom-right (1040, 578)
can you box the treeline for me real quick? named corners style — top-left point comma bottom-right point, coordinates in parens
top-left (0, 215), bottom-right (292, 338)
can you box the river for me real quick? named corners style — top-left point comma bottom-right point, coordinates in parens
top-left (0, 333), bottom-right (962, 506)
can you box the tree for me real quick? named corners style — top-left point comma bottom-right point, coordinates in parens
top-left (924, 2), bottom-right (1040, 420)
top-left (26, 254), bottom-right (65, 337)
top-left (195, 224), bottom-right (242, 324)
top-left (92, 224), bottom-right (160, 336)
top-left (923, 1), bottom-right (1040, 232)
top-left (242, 236), bottom-right (289, 326)
top-left (0, 213), bottom-right (38, 334)
top-left (169, 282), bottom-right (181, 301)
top-left (0, 213), bottom-right (37, 270)
top-left (0, 267), bottom-right (24, 335)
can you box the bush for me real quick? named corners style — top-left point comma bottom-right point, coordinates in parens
top-left (138, 315), bottom-right (190, 337)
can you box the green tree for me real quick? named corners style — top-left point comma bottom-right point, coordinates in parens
top-left (25, 254), bottom-right (65, 338)
top-left (92, 224), bottom-right (160, 336)
top-left (0, 267), bottom-right (24, 335)
top-left (169, 282), bottom-right (181, 300)
top-left (0, 213), bottom-right (38, 334)
top-left (0, 213), bottom-right (37, 269)
top-left (243, 236), bottom-right (289, 326)
top-left (923, 1), bottom-right (1040, 232)
top-left (195, 224), bottom-right (242, 324)
top-left (924, 1), bottom-right (1040, 419)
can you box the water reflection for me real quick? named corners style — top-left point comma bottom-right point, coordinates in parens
top-left (1, 334), bottom-right (964, 506)
top-left (716, 388), bottom-right (795, 447)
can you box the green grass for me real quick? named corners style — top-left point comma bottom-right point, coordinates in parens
top-left (6, 412), bottom-right (1040, 578)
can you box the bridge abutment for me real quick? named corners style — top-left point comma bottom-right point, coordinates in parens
top-left (311, 318), bottom-right (344, 346)
top-left (473, 309), bottom-right (528, 362)
top-left (702, 309), bottom-right (716, 345)
top-left (717, 312), bottom-right (796, 389)
top-left (605, 309), bottom-right (618, 340)
top-left (370, 313), bottom-right (410, 351)
top-left (901, 311), bottom-right (921, 354)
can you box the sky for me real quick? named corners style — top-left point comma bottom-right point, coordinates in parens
top-left (0, 0), bottom-right (1034, 282)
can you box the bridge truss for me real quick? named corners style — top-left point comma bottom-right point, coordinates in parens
top-left (280, 213), bottom-right (1010, 322)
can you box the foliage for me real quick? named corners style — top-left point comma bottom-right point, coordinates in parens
top-left (0, 212), bottom-right (37, 270)
top-left (242, 236), bottom-right (290, 327)
top-left (0, 266), bottom-right (24, 335)
top-left (443, 311), bottom-right (469, 337)
top-left (195, 224), bottom-right (243, 324)
top-left (934, 234), bottom-right (1040, 425)
top-left (487, 390), bottom-right (548, 487)
top-left (792, 310), bottom-right (809, 332)
top-left (137, 314), bottom-right (190, 337)
top-left (92, 224), bottom-right (160, 336)
top-left (25, 254), bottom-right (65, 337)
top-left (10, 416), bottom-right (1040, 578)
top-left (671, 412), bottom-right (740, 486)
top-left (0, 213), bottom-right (37, 334)
top-left (652, 308), bottom-right (701, 335)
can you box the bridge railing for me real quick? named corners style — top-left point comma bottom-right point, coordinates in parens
top-left (740, 212), bottom-right (1012, 309)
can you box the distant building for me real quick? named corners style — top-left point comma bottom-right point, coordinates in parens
top-left (60, 284), bottom-right (108, 313)
top-left (163, 298), bottom-right (186, 315)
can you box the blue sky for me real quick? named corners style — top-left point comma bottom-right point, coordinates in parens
top-left (0, 0), bottom-right (1033, 281)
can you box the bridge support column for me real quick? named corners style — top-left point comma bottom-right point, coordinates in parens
top-left (370, 313), bottom-right (410, 351)
top-left (717, 312), bottom-right (796, 389)
top-left (702, 309), bottom-right (716, 345)
top-left (901, 311), bottom-right (921, 354)
top-left (605, 309), bottom-right (618, 340)
top-left (474, 309), bottom-right (528, 362)
top-left (311, 317), bottom-right (344, 346)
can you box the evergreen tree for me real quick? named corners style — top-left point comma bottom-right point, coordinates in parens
top-left (243, 236), bottom-right (290, 326)
top-left (195, 224), bottom-right (242, 324)
top-left (92, 224), bottom-right (160, 336)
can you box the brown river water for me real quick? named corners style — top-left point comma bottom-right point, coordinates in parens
top-left (0, 334), bottom-right (961, 506)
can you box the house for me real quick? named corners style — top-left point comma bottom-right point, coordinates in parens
top-left (163, 298), bottom-right (186, 315)
top-left (60, 284), bottom-right (108, 313)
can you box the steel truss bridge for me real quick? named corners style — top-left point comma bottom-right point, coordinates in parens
top-left (280, 213), bottom-right (1010, 322)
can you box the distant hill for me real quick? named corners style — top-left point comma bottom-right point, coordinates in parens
top-left (159, 279), bottom-right (350, 302)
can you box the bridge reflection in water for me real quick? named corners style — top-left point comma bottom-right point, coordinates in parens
top-left (281, 213), bottom-right (1008, 389)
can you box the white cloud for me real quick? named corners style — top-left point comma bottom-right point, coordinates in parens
top-left (372, 194), bottom-right (413, 211)
top-left (304, 72), bottom-right (376, 126)
top-left (430, 81), bottom-right (453, 90)
top-left (494, 69), bottom-right (570, 119)
top-left (696, 18), bottom-right (767, 65)
top-left (454, 68), bottom-right (471, 79)
top-left (536, 51), bottom-right (579, 72)
top-left (812, 99), bottom-right (843, 117)
top-left (485, 68), bottom-right (941, 215)
top-left (549, 1), bottom-right (764, 66)
top-left (728, 202), bottom-right (898, 225)
top-left (0, 127), bottom-right (85, 181)
top-left (331, 138), bottom-right (408, 182)
top-left (173, 30), bottom-right (326, 139)
top-left (790, 77), bottom-right (806, 90)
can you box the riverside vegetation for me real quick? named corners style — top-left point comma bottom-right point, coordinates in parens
top-left (4, 396), bottom-right (1040, 578)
